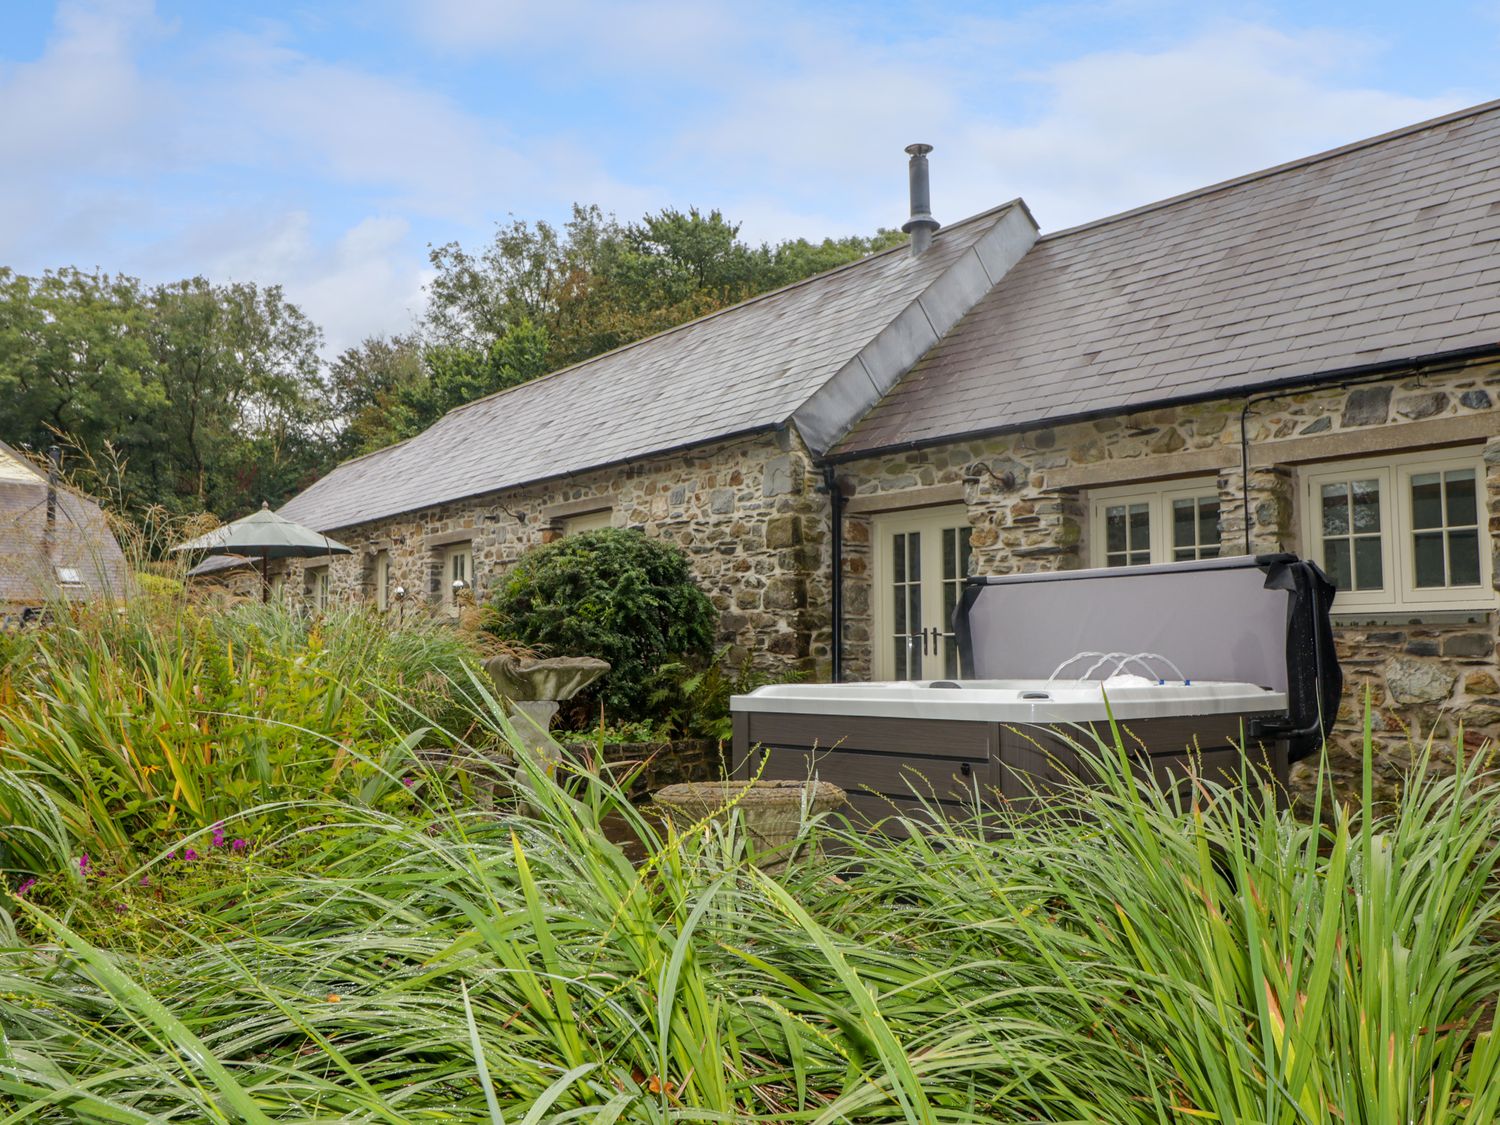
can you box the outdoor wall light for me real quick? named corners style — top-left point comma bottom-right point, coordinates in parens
top-left (452, 579), bottom-right (468, 592)
top-left (393, 585), bottom-right (407, 600)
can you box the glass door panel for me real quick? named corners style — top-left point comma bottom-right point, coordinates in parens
top-left (875, 507), bottom-right (972, 681)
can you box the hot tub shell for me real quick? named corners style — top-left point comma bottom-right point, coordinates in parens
top-left (732, 554), bottom-right (1340, 826)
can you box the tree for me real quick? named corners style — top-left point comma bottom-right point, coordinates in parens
top-left (0, 268), bottom-right (333, 522)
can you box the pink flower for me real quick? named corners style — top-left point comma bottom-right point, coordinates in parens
top-left (139, 876), bottom-right (150, 886)
top-left (182, 848), bottom-right (199, 862)
top-left (114, 903), bottom-right (127, 913)
top-left (78, 854), bottom-right (90, 875)
top-left (401, 777), bottom-right (415, 788)
top-left (212, 822), bottom-right (226, 848)
top-left (15, 877), bottom-right (36, 897)
top-left (231, 839), bottom-right (247, 852)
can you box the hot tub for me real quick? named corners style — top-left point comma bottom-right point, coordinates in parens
top-left (732, 554), bottom-right (1342, 828)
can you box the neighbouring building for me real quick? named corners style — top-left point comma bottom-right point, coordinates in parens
top-left (247, 103), bottom-right (1500, 795)
top-left (0, 441), bottom-right (130, 618)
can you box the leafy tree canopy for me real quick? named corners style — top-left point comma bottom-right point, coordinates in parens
top-left (0, 267), bottom-right (332, 518)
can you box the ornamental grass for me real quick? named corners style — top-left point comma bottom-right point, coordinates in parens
top-left (0, 616), bottom-right (1496, 1121)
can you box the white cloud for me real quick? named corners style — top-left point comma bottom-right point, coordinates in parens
top-left (654, 17), bottom-right (1477, 242)
top-left (185, 211), bottom-right (431, 354)
top-left (203, 33), bottom-right (540, 223)
top-left (405, 0), bottom-right (744, 75)
top-left (0, 0), bottom-right (168, 259)
top-left (957, 24), bottom-right (1474, 230)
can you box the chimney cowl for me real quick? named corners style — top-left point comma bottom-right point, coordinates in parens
top-left (902, 142), bottom-right (940, 255)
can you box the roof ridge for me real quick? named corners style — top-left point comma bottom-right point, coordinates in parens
top-left (436, 200), bottom-right (1020, 421)
top-left (1039, 97), bottom-right (1500, 242)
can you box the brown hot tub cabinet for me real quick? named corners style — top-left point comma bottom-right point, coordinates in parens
top-left (731, 555), bottom-right (1341, 828)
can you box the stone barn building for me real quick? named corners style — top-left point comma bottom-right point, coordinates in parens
top-left (258, 102), bottom-right (1500, 790)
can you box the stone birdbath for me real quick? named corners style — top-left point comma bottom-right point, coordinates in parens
top-left (483, 653), bottom-right (611, 751)
top-left (653, 779), bottom-right (847, 869)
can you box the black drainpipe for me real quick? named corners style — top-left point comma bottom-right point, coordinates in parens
top-left (822, 465), bottom-right (844, 682)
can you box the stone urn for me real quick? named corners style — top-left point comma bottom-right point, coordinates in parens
top-left (652, 779), bottom-right (847, 868)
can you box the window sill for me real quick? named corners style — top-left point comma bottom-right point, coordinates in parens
top-left (1331, 609), bottom-right (1494, 627)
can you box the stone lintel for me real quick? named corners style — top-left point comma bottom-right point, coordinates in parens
top-left (1043, 412), bottom-right (1498, 492)
top-left (844, 482), bottom-right (965, 515)
top-left (540, 495), bottom-right (616, 521)
top-left (425, 528), bottom-right (475, 548)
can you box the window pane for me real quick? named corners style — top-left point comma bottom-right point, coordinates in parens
top-left (1446, 470), bottom-right (1477, 527)
top-left (909, 586), bottom-right (922, 634)
top-left (1448, 529), bottom-right (1480, 587)
top-left (908, 534), bottom-right (921, 581)
top-left (1171, 498), bottom-right (1195, 551)
top-left (959, 533), bottom-right (972, 579)
top-left (1128, 504), bottom-right (1150, 552)
top-left (1353, 537), bottom-right (1383, 590)
top-left (1105, 506), bottom-right (1127, 553)
top-left (894, 639), bottom-right (906, 680)
top-left (1351, 479), bottom-right (1381, 533)
top-left (1321, 484), bottom-right (1349, 536)
top-left (893, 581), bottom-right (906, 632)
top-left (1325, 539), bottom-right (1351, 591)
top-left (1413, 532), bottom-right (1445, 588)
top-left (1173, 546), bottom-right (1194, 562)
top-left (1410, 472), bottom-right (1443, 530)
top-left (1199, 499), bottom-right (1221, 551)
top-left (892, 535), bottom-right (905, 583)
top-left (943, 528), bottom-right (955, 581)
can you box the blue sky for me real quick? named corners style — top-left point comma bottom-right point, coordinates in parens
top-left (2, 1), bottom-right (1497, 353)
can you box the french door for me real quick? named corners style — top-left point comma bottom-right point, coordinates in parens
top-left (872, 506), bottom-right (973, 681)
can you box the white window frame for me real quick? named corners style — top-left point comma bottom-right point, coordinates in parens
top-left (373, 550), bottom-right (390, 613)
top-left (870, 504), bottom-right (973, 681)
top-left (1089, 478), bottom-right (1223, 568)
top-left (441, 543), bottom-right (472, 608)
top-left (1302, 449), bottom-right (1493, 613)
top-left (306, 565), bottom-right (330, 612)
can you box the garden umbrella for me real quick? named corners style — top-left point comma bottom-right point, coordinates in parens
top-left (172, 502), bottom-right (351, 602)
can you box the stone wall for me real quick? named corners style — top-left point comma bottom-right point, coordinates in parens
top-left (835, 358), bottom-right (1500, 801)
top-left (268, 430), bottom-right (834, 682)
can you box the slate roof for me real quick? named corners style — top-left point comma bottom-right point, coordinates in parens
top-left (835, 100), bottom-right (1500, 456)
top-left (281, 205), bottom-right (1020, 532)
top-left (0, 441), bottom-right (130, 606)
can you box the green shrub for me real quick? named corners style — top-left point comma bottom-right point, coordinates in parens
top-left (487, 528), bottom-right (716, 720)
top-left (645, 644), bottom-right (804, 740)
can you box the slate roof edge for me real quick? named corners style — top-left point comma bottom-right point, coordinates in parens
top-left (790, 200), bottom-right (1038, 455)
top-left (1035, 97), bottom-right (1500, 243)
top-left (309, 422), bottom-right (787, 537)
top-left (821, 343), bottom-right (1500, 466)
